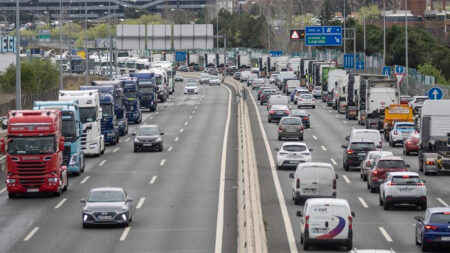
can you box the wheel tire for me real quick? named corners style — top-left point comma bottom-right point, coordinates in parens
top-left (415, 233), bottom-right (421, 245)
top-left (299, 136), bottom-right (304, 141)
top-left (303, 239), bottom-right (309, 250)
top-left (312, 106), bottom-right (315, 109)
top-left (278, 136), bottom-right (282, 141)
top-left (82, 223), bottom-right (89, 229)
top-left (383, 199), bottom-right (390, 210)
top-left (370, 184), bottom-right (376, 193)
top-left (159, 145), bottom-right (163, 152)
top-left (420, 203), bottom-right (427, 211)
top-left (363, 175), bottom-right (367, 181)
top-left (54, 187), bottom-right (62, 197)
top-left (379, 195), bottom-right (384, 206)
top-left (294, 198), bottom-right (300, 205)
top-left (81, 156), bottom-right (85, 172)
top-left (345, 239), bottom-right (353, 251)
top-left (63, 175), bottom-right (68, 192)
top-left (344, 163), bottom-right (349, 171)
top-left (421, 241), bottom-right (430, 252)
top-left (8, 192), bottom-right (16, 199)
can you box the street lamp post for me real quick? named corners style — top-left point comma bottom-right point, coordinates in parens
top-left (15, 0), bottom-right (21, 109)
top-left (383, 0), bottom-right (386, 66)
top-left (59, 0), bottom-right (63, 90)
top-left (363, 0), bottom-right (366, 73)
top-left (85, 0), bottom-right (88, 85)
top-left (405, 0), bottom-right (408, 87)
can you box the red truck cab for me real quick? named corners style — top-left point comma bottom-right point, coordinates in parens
top-left (0, 110), bottom-right (68, 198)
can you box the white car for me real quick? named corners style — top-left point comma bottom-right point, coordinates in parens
top-left (297, 93), bottom-right (315, 109)
top-left (379, 171), bottom-right (427, 210)
top-left (360, 151), bottom-right (393, 181)
top-left (293, 89), bottom-right (310, 104)
top-left (184, 82), bottom-right (198, 94)
top-left (199, 73), bottom-right (210, 84)
top-left (269, 74), bottom-right (279, 84)
top-left (209, 77), bottom-right (221, 86)
top-left (408, 96), bottom-right (428, 113)
top-left (275, 142), bottom-right (312, 169)
top-left (312, 86), bottom-right (322, 98)
top-left (251, 78), bottom-right (265, 90)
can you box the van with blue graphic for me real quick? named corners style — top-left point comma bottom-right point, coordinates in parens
top-left (297, 198), bottom-right (355, 250)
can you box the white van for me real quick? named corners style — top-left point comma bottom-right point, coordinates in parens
top-left (347, 129), bottom-right (382, 149)
top-left (289, 163), bottom-right (338, 204)
top-left (297, 198), bottom-right (355, 250)
top-left (267, 95), bottom-right (289, 110)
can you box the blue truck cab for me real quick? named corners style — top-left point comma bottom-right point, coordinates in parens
top-left (33, 100), bottom-right (85, 175)
top-left (122, 79), bottom-right (143, 123)
top-left (80, 85), bottom-right (120, 145)
top-left (91, 80), bottom-right (129, 136)
top-left (130, 72), bottom-right (158, 112)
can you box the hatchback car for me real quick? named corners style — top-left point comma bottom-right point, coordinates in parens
top-left (133, 124), bottom-right (164, 152)
top-left (257, 87), bottom-right (271, 100)
top-left (174, 75), bottom-right (184, 82)
top-left (403, 133), bottom-right (420, 155)
top-left (260, 89), bottom-right (278, 105)
top-left (389, 122), bottom-right (415, 147)
top-left (415, 207), bottom-right (450, 251)
top-left (312, 86), bottom-right (322, 98)
top-left (184, 82), bottom-right (198, 94)
top-left (293, 89), bottom-right (310, 104)
top-left (251, 78), bottom-right (265, 90)
top-left (275, 142), bottom-right (312, 169)
top-left (297, 93), bottom-right (315, 109)
top-left (81, 187), bottom-right (133, 228)
top-left (368, 156), bottom-right (409, 193)
top-left (268, 105), bottom-right (290, 123)
top-left (289, 109), bottom-right (310, 128)
top-left (278, 117), bottom-right (304, 140)
top-left (342, 139), bottom-right (377, 171)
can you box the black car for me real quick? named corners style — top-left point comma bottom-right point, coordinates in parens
top-left (342, 139), bottom-right (377, 171)
top-left (268, 105), bottom-right (290, 123)
top-left (233, 72), bottom-right (241, 80)
top-left (290, 109), bottom-right (310, 128)
top-left (133, 124), bottom-right (164, 152)
top-left (207, 68), bottom-right (219, 76)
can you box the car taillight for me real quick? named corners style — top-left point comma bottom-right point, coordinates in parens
top-left (388, 182), bottom-right (396, 186)
top-left (372, 170), bottom-right (378, 175)
top-left (312, 98), bottom-right (315, 101)
top-left (296, 178), bottom-right (300, 188)
top-left (285, 110), bottom-right (290, 114)
top-left (278, 125), bottom-right (283, 131)
top-left (393, 130), bottom-right (398, 135)
top-left (305, 215), bottom-right (309, 229)
top-left (379, 141), bottom-right (382, 148)
top-left (304, 116), bottom-right (309, 121)
top-left (298, 99), bottom-right (302, 101)
top-left (425, 225), bottom-right (438, 231)
top-left (333, 179), bottom-right (336, 189)
top-left (417, 182), bottom-right (425, 186)
top-left (426, 161), bottom-right (435, 165)
top-left (269, 110), bottom-right (275, 114)
top-left (348, 216), bottom-right (353, 230)
top-left (347, 149), bottom-right (354, 155)
top-left (300, 125), bottom-right (304, 131)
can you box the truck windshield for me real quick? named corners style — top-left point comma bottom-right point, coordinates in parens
top-left (126, 62), bottom-right (135, 68)
top-left (124, 91), bottom-right (137, 99)
top-left (101, 104), bottom-right (113, 117)
top-left (140, 87), bottom-right (154, 93)
top-left (62, 119), bottom-right (77, 141)
top-left (7, 136), bottom-right (56, 155)
top-left (118, 62), bottom-right (126, 68)
top-left (80, 107), bottom-right (97, 123)
top-left (136, 64), bottom-right (145, 69)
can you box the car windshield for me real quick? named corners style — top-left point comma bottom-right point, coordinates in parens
top-left (87, 190), bottom-right (124, 202)
top-left (118, 62), bottom-right (126, 68)
top-left (369, 152), bottom-right (393, 159)
top-left (7, 136), bottom-right (56, 155)
top-left (391, 176), bottom-right (421, 184)
top-left (396, 124), bottom-right (414, 130)
top-left (415, 97), bottom-right (428, 103)
top-left (185, 83), bottom-right (196, 87)
top-left (301, 94), bottom-right (313, 99)
top-left (430, 213), bottom-right (450, 223)
top-left (137, 127), bottom-right (160, 136)
top-left (101, 104), bottom-right (113, 117)
top-left (377, 160), bottom-right (406, 169)
top-left (80, 107), bottom-right (97, 123)
top-left (350, 142), bottom-right (376, 150)
top-left (281, 118), bottom-right (301, 125)
top-left (283, 145), bottom-right (307, 152)
top-left (124, 91), bottom-right (137, 99)
top-left (140, 87), bottom-right (154, 93)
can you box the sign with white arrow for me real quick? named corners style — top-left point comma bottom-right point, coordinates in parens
top-left (427, 87), bottom-right (443, 100)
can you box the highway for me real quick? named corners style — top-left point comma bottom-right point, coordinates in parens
top-left (0, 79), bottom-right (238, 253)
top-left (244, 79), bottom-right (450, 252)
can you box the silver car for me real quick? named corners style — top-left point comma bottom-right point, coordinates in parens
top-left (275, 142), bottom-right (312, 170)
top-left (278, 116), bottom-right (304, 141)
top-left (297, 93), bottom-right (315, 109)
top-left (209, 76), bottom-right (221, 85)
top-left (199, 73), bottom-right (210, 84)
top-left (81, 187), bottom-right (133, 228)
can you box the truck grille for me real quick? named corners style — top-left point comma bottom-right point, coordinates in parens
top-left (63, 146), bottom-right (71, 166)
top-left (81, 129), bottom-right (88, 150)
top-left (18, 178), bottom-right (46, 188)
top-left (14, 160), bottom-right (49, 187)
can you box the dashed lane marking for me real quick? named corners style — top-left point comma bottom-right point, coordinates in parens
top-left (343, 175), bottom-right (351, 184)
top-left (189, 115), bottom-right (192, 119)
top-left (358, 197), bottom-right (369, 208)
top-left (136, 197), bottom-right (145, 209)
top-left (99, 160), bottom-right (106, 166)
top-left (343, 120), bottom-right (348, 124)
top-left (321, 146), bottom-right (327, 151)
top-left (150, 176), bottom-right (157, 184)
top-left (312, 135), bottom-right (318, 140)
top-left (180, 128), bottom-right (184, 133)
top-left (80, 176), bottom-right (90, 184)
top-left (174, 137), bottom-right (179, 142)
top-left (24, 227), bottom-right (39, 241)
top-left (119, 227), bottom-right (131, 241)
top-left (125, 138), bottom-right (130, 142)
top-left (113, 147), bottom-right (119, 153)
top-left (160, 159), bottom-right (166, 166)
top-left (437, 198), bottom-right (449, 207)
top-left (330, 158), bottom-right (337, 165)
top-left (378, 227), bottom-right (393, 242)
top-left (168, 146), bottom-right (173, 152)
top-left (54, 198), bottom-right (67, 209)
top-left (184, 121), bottom-right (188, 125)
top-left (0, 187), bottom-right (6, 195)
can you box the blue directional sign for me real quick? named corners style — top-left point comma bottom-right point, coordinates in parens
top-left (175, 51), bottom-right (186, 62)
top-left (305, 26), bottom-right (342, 46)
top-left (344, 54), bottom-right (354, 69)
top-left (270, 51), bottom-right (283, 57)
top-left (428, 87), bottom-right (443, 100)
top-left (383, 66), bottom-right (391, 76)
top-left (356, 61), bottom-right (364, 70)
top-left (395, 65), bottom-right (405, 74)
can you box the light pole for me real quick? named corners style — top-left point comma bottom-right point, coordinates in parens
top-left (216, 5), bottom-right (219, 50)
top-left (343, 0), bottom-right (346, 55)
top-left (267, 22), bottom-right (270, 52)
top-left (298, 0), bottom-right (304, 53)
top-left (363, 0), bottom-right (366, 72)
top-left (405, 0), bottom-right (408, 87)
top-left (383, 0), bottom-right (386, 66)
top-left (85, 0), bottom-right (88, 85)
top-left (59, 0), bottom-right (63, 89)
top-left (15, 0), bottom-right (21, 109)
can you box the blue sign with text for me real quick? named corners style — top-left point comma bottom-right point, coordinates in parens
top-left (270, 51), bottom-right (283, 57)
top-left (305, 26), bottom-right (342, 46)
top-left (175, 52), bottom-right (186, 62)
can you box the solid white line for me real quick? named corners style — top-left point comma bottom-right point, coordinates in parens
top-left (184, 121), bottom-right (188, 125)
top-left (119, 227), bottom-right (131, 241)
top-left (245, 86), bottom-right (297, 252)
top-left (378, 227), bottom-right (393, 242)
top-left (168, 146), bottom-right (173, 152)
top-left (99, 160), bottom-right (106, 166)
top-left (437, 198), bottom-right (449, 207)
top-left (136, 197), bottom-right (145, 209)
top-left (179, 128), bottom-right (184, 133)
top-left (321, 145), bottom-right (327, 151)
top-left (125, 138), bottom-right (130, 142)
top-left (343, 120), bottom-right (348, 124)
top-left (358, 197), bottom-right (369, 208)
top-left (343, 175), bottom-right (351, 184)
top-left (160, 159), bottom-right (166, 166)
top-left (330, 158), bottom-right (337, 165)
top-left (24, 227), bottom-right (39, 241)
top-left (174, 137), bottom-right (179, 142)
top-left (312, 135), bottom-right (318, 140)
top-left (214, 84), bottom-right (232, 253)
top-left (113, 147), bottom-right (119, 153)
top-left (80, 176), bottom-right (90, 184)
top-left (0, 187), bottom-right (6, 195)
top-left (150, 176), bottom-right (157, 184)
top-left (54, 198), bottom-right (67, 209)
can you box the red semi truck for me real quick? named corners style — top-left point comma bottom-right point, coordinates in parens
top-left (0, 110), bottom-right (68, 198)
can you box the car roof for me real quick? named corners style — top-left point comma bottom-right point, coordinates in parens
top-left (298, 162), bottom-right (334, 169)
top-left (282, 142), bottom-right (307, 147)
top-left (271, 105), bottom-right (289, 109)
top-left (305, 198), bottom-right (349, 206)
top-left (378, 156), bottom-right (404, 161)
top-left (394, 122), bottom-right (414, 125)
top-left (90, 187), bottom-right (124, 192)
top-left (350, 138), bottom-right (375, 143)
top-left (388, 171), bottom-right (418, 176)
top-left (352, 129), bottom-right (380, 133)
top-left (427, 207), bottom-right (450, 214)
top-left (290, 109), bottom-right (307, 114)
top-left (139, 124), bottom-right (158, 129)
top-left (368, 151), bottom-right (393, 155)
top-left (280, 116), bottom-right (301, 121)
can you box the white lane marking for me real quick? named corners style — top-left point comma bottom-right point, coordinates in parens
top-left (119, 227), bottom-right (131, 241)
top-left (80, 176), bottom-right (90, 184)
top-left (437, 198), bottom-right (449, 207)
top-left (136, 197), bottom-right (145, 209)
top-left (335, 114), bottom-right (339, 117)
top-left (24, 227), bottom-right (39, 241)
top-left (150, 176), bottom-right (157, 184)
top-left (378, 227), bottom-right (393, 242)
top-left (195, 106), bottom-right (198, 109)
top-left (0, 187), bottom-right (6, 195)
top-left (104, 149), bottom-right (109, 154)
top-left (189, 115), bottom-right (193, 119)
top-left (125, 138), bottom-right (130, 142)
top-left (113, 147), bottom-right (119, 153)
top-left (168, 146), bottom-right (173, 152)
top-left (184, 121), bottom-right (188, 125)
top-left (160, 159), bottom-right (166, 166)
top-left (312, 135), bottom-right (318, 140)
top-left (54, 198), bottom-right (67, 209)
top-left (99, 160), bottom-right (106, 166)
top-left (214, 84), bottom-right (232, 253)
top-left (330, 158), bottom-right (337, 165)
top-left (150, 117), bottom-right (153, 120)
top-left (358, 197), bottom-right (369, 208)
top-left (180, 128), bottom-right (184, 133)
top-left (192, 110), bottom-right (196, 114)
top-left (321, 145), bottom-right (327, 151)
top-left (343, 175), bottom-right (351, 184)
top-left (246, 87), bottom-right (297, 252)
top-left (328, 110), bottom-right (332, 112)
top-left (343, 120), bottom-right (348, 124)
top-left (174, 137), bottom-right (179, 142)
top-left (155, 112), bottom-right (159, 115)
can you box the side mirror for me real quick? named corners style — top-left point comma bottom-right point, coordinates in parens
top-left (80, 198), bottom-right (86, 204)
top-left (345, 136), bottom-right (350, 141)
top-left (341, 144), bottom-right (347, 149)
top-left (296, 211), bottom-right (303, 217)
top-left (335, 174), bottom-right (339, 179)
top-left (160, 133), bottom-right (164, 136)
top-left (126, 197), bottom-right (133, 202)
top-left (0, 139), bottom-right (5, 153)
top-left (422, 179), bottom-right (426, 183)
top-left (414, 216), bottom-right (422, 221)
top-left (351, 211), bottom-right (356, 218)
top-left (98, 108), bottom-right (103, 120)
top-left (406, 164), bottom-right (411, 168)
top-left (132, 132), bottom-right (136, 136)
top-left (289, 173), bottom-right (295, 179)
top-left (274, 147), bottom-right (279, 151)
top-left (309, 148), bottom-right (313, 152)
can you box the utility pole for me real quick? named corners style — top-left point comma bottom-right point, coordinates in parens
top-left (84, 0), bottom-right (88, 85)
top-left (267, 22), bottom-right (270, 52)
top-left (107, 0), bottom-right (112, 78)
top-left (216, 5), bottom-right (219, 50)
top-left (343, 0), bottom-right (346, 54)
top-left (383, 0), bottom-right (386, 66)
top-left (363, 0), bottom-right (366, 72)
top-left (15, 0), bottom-right (21, 109)
top-left (59, 0), bottom-right (63, 90)
top-left (405, 0), bottom-right (409, 86)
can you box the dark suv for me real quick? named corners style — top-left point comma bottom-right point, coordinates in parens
top-left (342, 139), bottom-right (376, 171)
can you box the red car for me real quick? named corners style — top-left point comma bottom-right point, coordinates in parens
top-left (403, 133), bottom-right (420, 155)
top-left (400, 95), bottom-right (412, 105)
top-left (367, 156), bottom-right (409, 193)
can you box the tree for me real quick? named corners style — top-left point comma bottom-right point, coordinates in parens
top-left (418, 63), bottom-right (448, 85)
top-left (320, 0), bottom-right (333, 25)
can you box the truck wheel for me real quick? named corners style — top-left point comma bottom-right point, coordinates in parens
top-left (63, 176), bottom-right (69, 192)
top-left (8, 193), bottom-right (16, 199)
top-left (54, 187), bottom-right (62, 197)
top-left (81, 156), bottom-right (85, 172)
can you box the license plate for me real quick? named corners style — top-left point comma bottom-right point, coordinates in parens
top-left (289, 160), bottom-right (300, 164)
top-left (98, 216), bottom-right (112, 220)
top-left (277, 112), bottom-right (284, 115)
top-left (143, 144), bottom-right (153, 146)
top-left (27, 189), bottom-right (39, 193)
top-left (312, 228), bottom-right (328, 234)
top-left (358, 153), bottom-right (366, 156)
top-left (303, 188), bottom-right (316, 193)
top-left (286, 129), bottom-right (297, 133)
top-left (441, 237), bottom-right (450, 241)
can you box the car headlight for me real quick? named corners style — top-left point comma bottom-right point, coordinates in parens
top-left (119, 205), bottom-right (128, 213)
top-left (83, 207), bottom-right (93, 213)
top-left (134, 138), bottom-right (141, 143)
top-left (156, 136), bottom-right (162, 142)
top-left (69, 154), bottom-right (78, 166)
